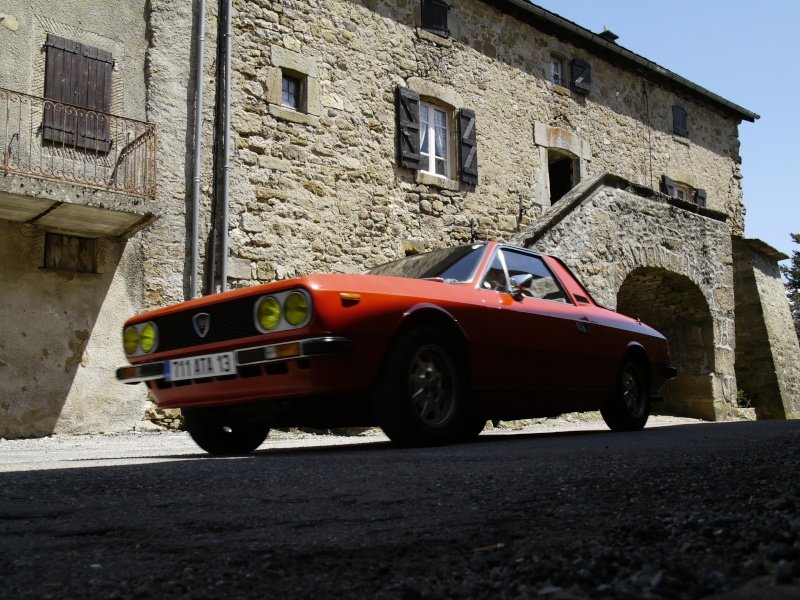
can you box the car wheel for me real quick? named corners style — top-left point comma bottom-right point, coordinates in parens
top-left (374, 327), bottom-right (468, 446)
top-left (182, 407), bottom-right (271, 455)
top-left (601, 360), bottom-right (650, 431)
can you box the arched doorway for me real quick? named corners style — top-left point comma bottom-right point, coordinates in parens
top-left (617, 267), bottom-right (716, 419)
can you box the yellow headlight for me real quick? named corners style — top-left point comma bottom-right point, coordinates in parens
top-left (123, 326), bottom-right (139, 356)
top-left (140, 322), bottom-right (157, 353)
top-left (284, 291), bottom-right (309, 326)
top-left (257, 296), bottom-right (281, 331)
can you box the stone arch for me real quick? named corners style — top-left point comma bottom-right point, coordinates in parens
top-left (617, 267), bottom-right (717, 420)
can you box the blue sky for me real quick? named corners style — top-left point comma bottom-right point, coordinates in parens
top-left (533, 0), bottom-right (799, 261)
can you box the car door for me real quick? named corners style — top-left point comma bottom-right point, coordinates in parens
top-left (469, 247), bottom-right (608, 409)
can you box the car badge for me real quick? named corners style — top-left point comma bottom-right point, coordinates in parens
top-left (192, 313), bottom-right (211, 338)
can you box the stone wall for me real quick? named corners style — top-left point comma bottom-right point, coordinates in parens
top-left (733, 238), bottom-right (800, 419)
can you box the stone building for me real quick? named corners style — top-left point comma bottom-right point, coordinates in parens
top-left (1, 0), bottom-right (797, 437)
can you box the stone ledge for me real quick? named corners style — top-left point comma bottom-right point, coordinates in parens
top-left (267, 104), bottom-right (320, 127)
top-left (415, 27), bottom-right (452, 47)
top-left (415, 170), bottom-right (460, 191)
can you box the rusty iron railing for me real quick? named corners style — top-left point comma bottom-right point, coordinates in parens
top-left (0, 87), bottom-right (157, 198)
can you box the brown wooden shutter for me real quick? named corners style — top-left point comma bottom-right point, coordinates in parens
top-left (396, 86), bottom-right (421, 169)
top-left (43, 34), bottom-right (113, 153)
top-left (458, 108), bottom-right (478, 185)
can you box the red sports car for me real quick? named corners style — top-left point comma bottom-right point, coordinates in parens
top-left (117, 242), bottom-right (676, 454)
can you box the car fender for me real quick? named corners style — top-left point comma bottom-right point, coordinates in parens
top-left (397, 302), bottom-right (468, 343)
top-left (623, 341), bottom-right (652, 386)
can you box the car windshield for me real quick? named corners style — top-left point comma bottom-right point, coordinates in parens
top-left (367, 244), bottom-right (486, 282)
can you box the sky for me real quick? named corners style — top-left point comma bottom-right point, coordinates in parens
top-left (532, 0), bottom-right (799, 261)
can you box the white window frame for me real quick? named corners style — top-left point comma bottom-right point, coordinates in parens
top-left (549, 54), bottom-right (565, 86)
top-left (419, 101), bottom-right (451, 178)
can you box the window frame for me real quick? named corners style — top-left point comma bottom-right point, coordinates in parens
top-left (549, 53), bottom-right (566, 86)
top-left (281, 72), bottom-right (304, 111)
top-left (418, 100), bottom-right (453, 179)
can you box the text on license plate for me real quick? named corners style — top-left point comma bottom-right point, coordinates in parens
top-left (166, 352), bottom-right (236, 382)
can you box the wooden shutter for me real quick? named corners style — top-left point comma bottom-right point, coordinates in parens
top-left (570, 59), bottom-right (592, 95)
top-left (396, 86), bottom-right (421, 169)
top-left (661, 175), bottom-right (676, 197)
top-left (458, 108), bottom-right (478, 185)
top-left (421, 0), bottom-right (449, 36)
top-left (695, 188), bottom-right (707, 208)
top-left (44, 34), bottom-right (113, 153)
top-left (672, 105), bottom-right (689, 137)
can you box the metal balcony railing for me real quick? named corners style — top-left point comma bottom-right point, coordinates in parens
top-left (0, 87), bottom-right (157, 198)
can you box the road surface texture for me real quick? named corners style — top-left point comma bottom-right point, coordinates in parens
top-left (1, 418), bottom-right (799, 599)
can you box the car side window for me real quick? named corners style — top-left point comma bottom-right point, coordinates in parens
top-left (490, 249), bottom-right (569, 303)
top-left (482, 253), bottom-right (508, 291)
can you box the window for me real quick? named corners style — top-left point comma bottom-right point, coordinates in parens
top-left (482, 248), bottom-right (568, 303)
top-left (674, 182), bottom-right (691, 201)
top-left (266, 47), bottom-right (321, 125)
top-left (421, 0), bottom-right (449, 37)
top-left (672, 105), bottom-right (689, 137)
top-left (44, 233), bottom-right (97, 273)
top-left (43, 34), bottom-right (113, 153)
top-left (395, 86), bottom-right (478, 186)
top-left (281, 73), bottom-right (303, 111)
top-left (419, 102), bottom-right (450, 177)
top-left (548, 150), bottom-right (578, 204)
top-left (661, 175), bottom-right (706, 207)
top-left (549, 54), bottom-right (566, 86)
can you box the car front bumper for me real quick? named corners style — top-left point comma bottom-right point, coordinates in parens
top-left (116, 336), bottom-right (353, 384)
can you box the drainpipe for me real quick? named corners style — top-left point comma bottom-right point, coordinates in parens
top-left (219, 0), bottom-right (232, 292)
top-left (190, 0), bottom-right (206, 299)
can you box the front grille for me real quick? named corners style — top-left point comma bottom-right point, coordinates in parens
top-left (154, 295), bottom-right (261, 352)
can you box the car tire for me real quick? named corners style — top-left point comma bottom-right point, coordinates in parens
top-left (373, 327), bottom-right (468, 446)
top-left (182, 407), bottom-right (271, 455)
top-left (601, 359), bottom-right (650, 431)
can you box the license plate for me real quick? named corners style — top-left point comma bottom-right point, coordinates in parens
top-left (166, 351), bottom-right (236, 382)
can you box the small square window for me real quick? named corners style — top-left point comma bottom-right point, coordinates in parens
top-left (281, 74), bottom-right (303, 111)
top-left (421, 0), bottom-right (449, 37)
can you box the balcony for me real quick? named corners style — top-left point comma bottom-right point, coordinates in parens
top-left (0, 87), bottom-right (158, 238)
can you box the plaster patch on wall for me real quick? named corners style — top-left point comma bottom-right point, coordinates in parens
top-left (0, 14), bottom-right (20, 31)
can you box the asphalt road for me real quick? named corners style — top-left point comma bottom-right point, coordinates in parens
top-left (2, 419), bottom-right (800, 599)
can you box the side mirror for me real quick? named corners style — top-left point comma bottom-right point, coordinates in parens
top-left (510, 273), bottom-right (533, 300)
